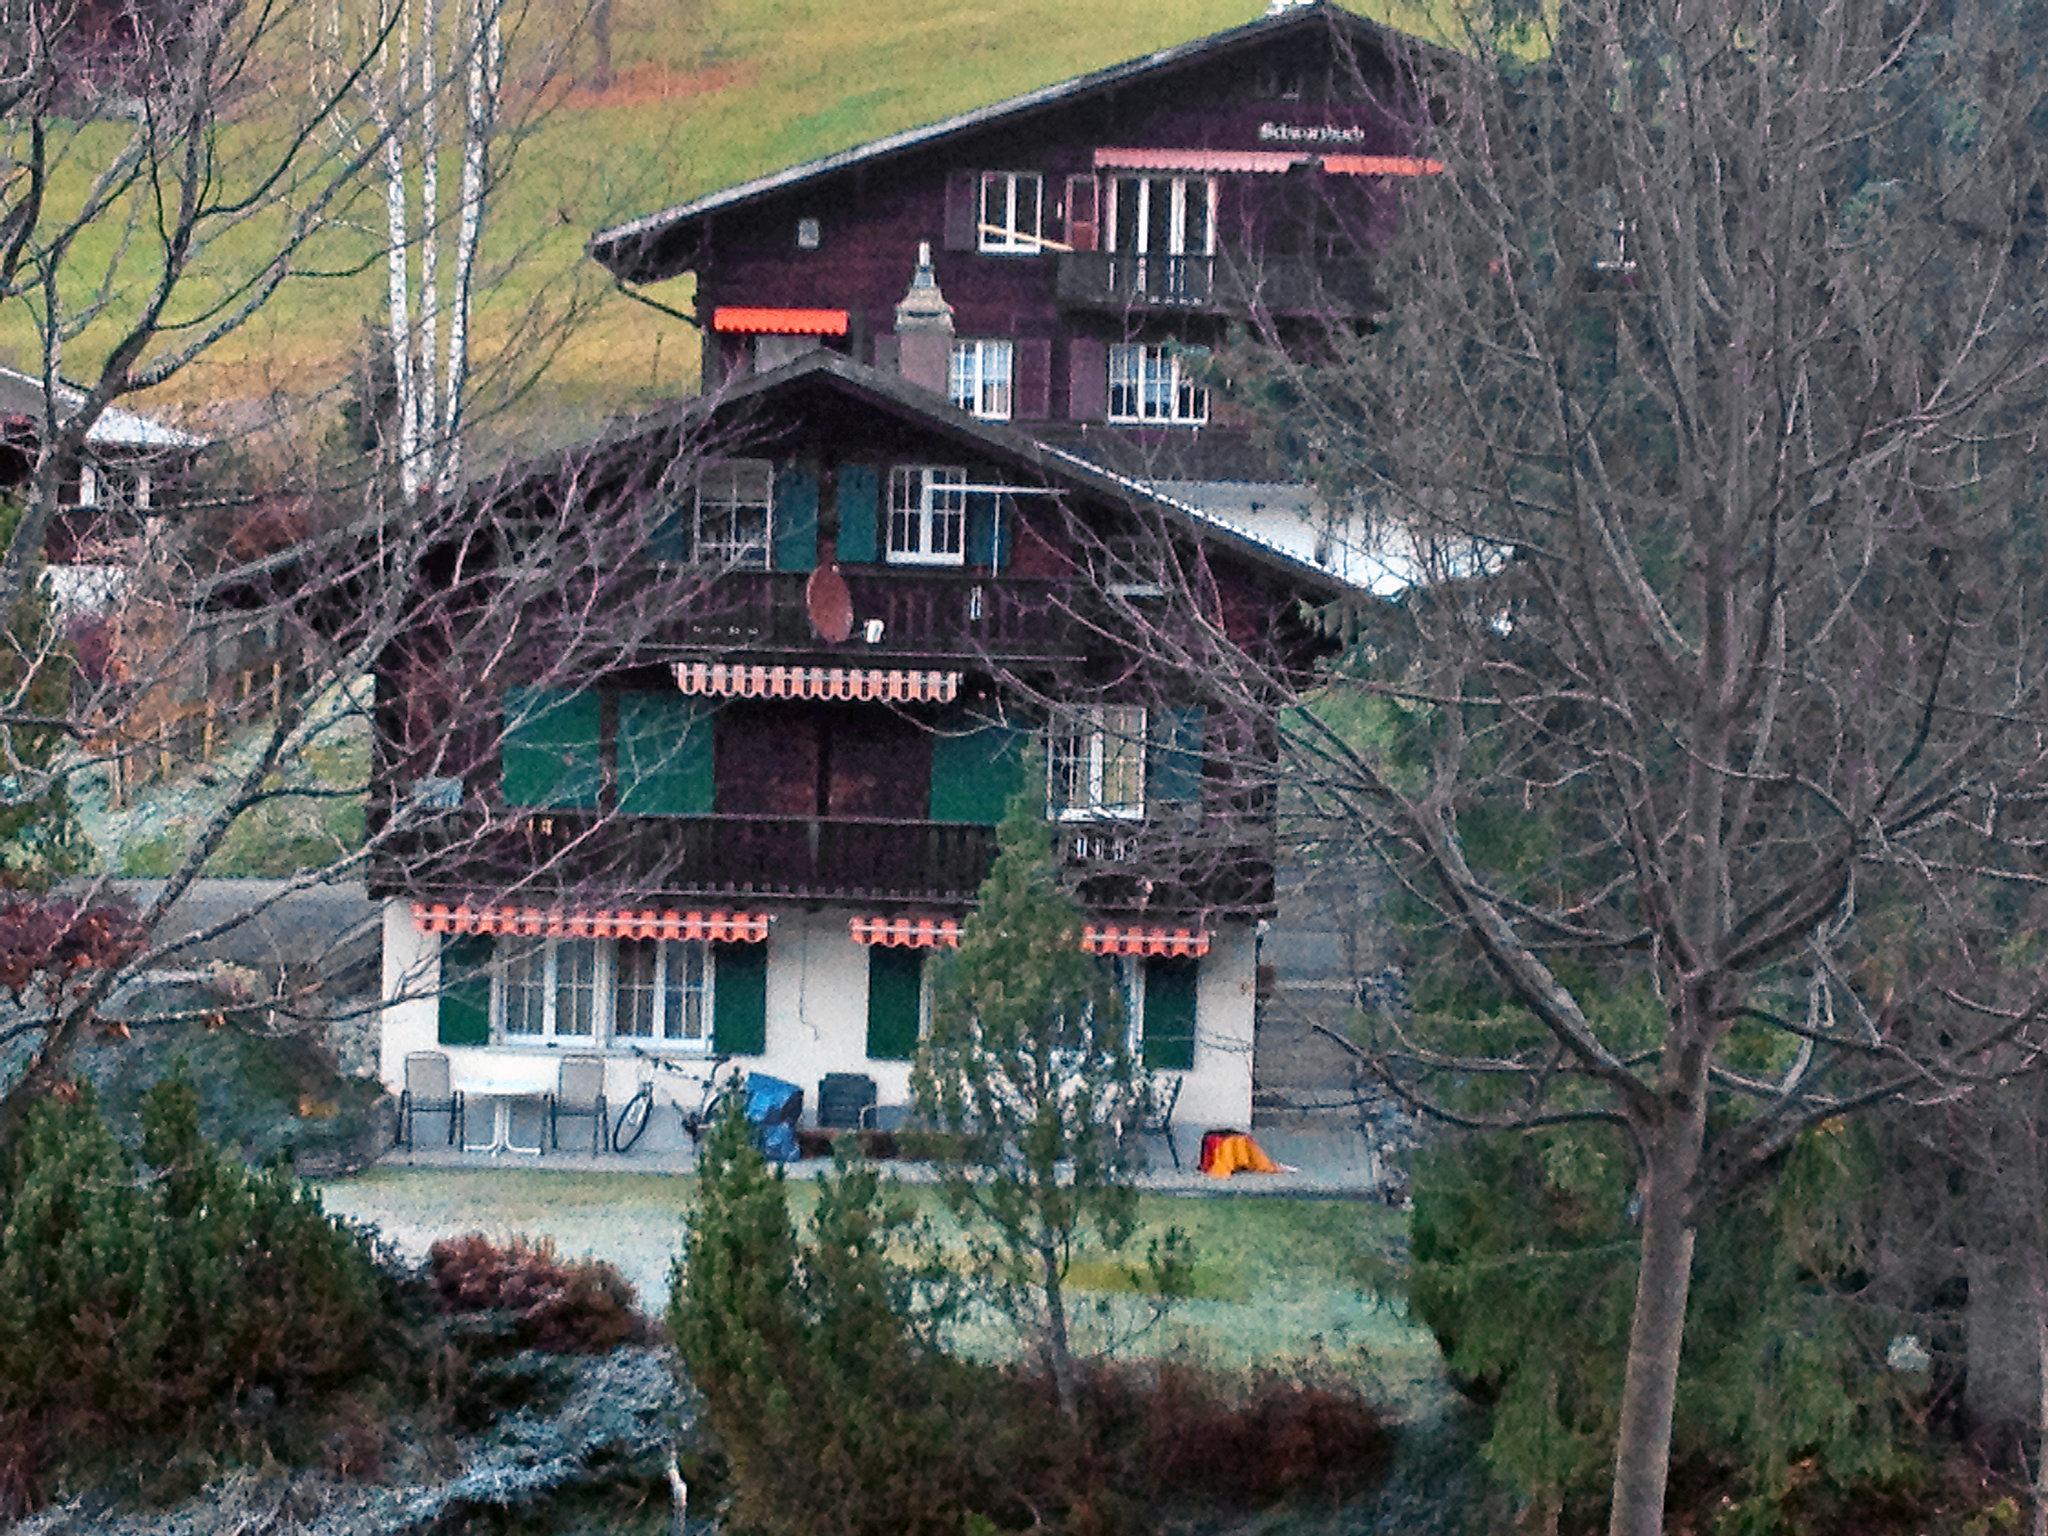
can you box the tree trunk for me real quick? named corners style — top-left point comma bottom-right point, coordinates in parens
top-left (1607, 1104), bottom-right (1707, 1536)
top-left (590, 0), bottom-right (614, 91)
top-left (1039, 1237), bottom-right (1077, 1420)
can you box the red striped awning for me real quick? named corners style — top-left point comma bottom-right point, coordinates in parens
top-left (711, 306), bottom-right (849, 336)
top-left (1321, 154), bottom-right (1446, 177)
top-left (1095, 147), bottom-right (1309, 174)
top-left (1082, 923), bottom-right (1211, 958)
top-left (412, 903), bottom-right (770, 943)
top-left (674, 663), bottom-right (961, 703)
top-left (850, 915), bottom-right (963, 950)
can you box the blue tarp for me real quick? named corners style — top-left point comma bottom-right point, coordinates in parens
top-left (743, 1072), bottom-right (803, 1162)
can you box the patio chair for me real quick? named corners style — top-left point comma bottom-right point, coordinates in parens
top-left (1137, 1074), bottom-right (1184, 1171)
top-left (549, 1054), bottom-right (610, 1155)
top-left (399, 1051), bottom-right (464, 1149)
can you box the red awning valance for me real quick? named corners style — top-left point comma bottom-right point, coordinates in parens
top-left (1094, 147), bottom-right (1309, 174)
top-left (674, 663), bottom-right (962, 704)
top-left (1082, 923), bottom-right (1211, 958)
top-left (851, 915), bottom-right (962, 950)
top-left (711, 306), bottom-right (849, 336)
top-left (1320, 154), bottom-right (1446, 177)
top-left (412, 903), bottom-right (771, 944)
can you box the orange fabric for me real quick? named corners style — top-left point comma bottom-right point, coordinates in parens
top-left (1081, 924), bottom-right (1210, 958)
top-left (1321, 154), bottom-right (1446, 177)
top-left (1199, 1131), bottom-right (1282, 1177)
top-left (711, 306), bottom-right (849, 336)
top-left (411, 903), bottom-right (770, 943)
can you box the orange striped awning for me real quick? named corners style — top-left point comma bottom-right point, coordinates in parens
top-left (1082, 923), bottom-right (1211, 958)
top-left (850, 915), bottom-right (963, 950)
top-left (1321, 154), bottom-right (1446, 177)
top-left (1095, 147), bottom-right (1309, 174)
top-left (711, 306), bottom-right (849, 336)
top-left (674, 663), bottom-right (961, 704)
top-left (412, 903), bottom-right (770, 943)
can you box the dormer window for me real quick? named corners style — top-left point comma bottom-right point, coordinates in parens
top-left (886, 465), bottom-right (969, 565)
top-left (978, 172), bottom-right (1044, 254)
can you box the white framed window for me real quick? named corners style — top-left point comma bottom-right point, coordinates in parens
top-left (694, 457), bottom-right (774, 568)
top-left (496, 936), bottom-right (601, 1042)
top-left (1106, 175), bottom-right (1216, 258)
top-left (887, 465), bottom-right (969, 566)
top-left (1108, 344), bottom-right (1210, 425)
top-left (978, 171), bottom-right (1045, 253)
top-left (64, 462), bottom-right (151, 512)
top-left (614, 939), bottom-right (713, 1050)
top-left (1049, 704), bottom-right (1147, 821)
top-left (949, 339), bottom-right (1015, 420)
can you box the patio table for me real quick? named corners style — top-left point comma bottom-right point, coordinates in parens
top-left (455, 1065), bottom-right (552, 1157)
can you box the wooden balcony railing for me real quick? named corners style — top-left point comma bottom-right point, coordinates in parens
top-left (662, 571), bottom-right (1082, 661)
top-left (375, 807), bottom-right (1276, 914)
top-left (1054, 252), bottom-right (1380, 319)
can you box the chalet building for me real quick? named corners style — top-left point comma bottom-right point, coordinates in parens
top-left (588, 0), bottom-right (1440, 589)
top-left (0, 361), bottom-right (210, 611)
top-left (373, 346), bottom-right (1342, 1140)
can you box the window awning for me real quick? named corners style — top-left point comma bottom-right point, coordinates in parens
top-left (850, 915), bottom-right (963, 950)
top-left (1082, 923), bottom-right (1211, 958)
top-left (1094, 147), bottom-right (1309, 174)
top-left (412, 902), bottom-right (771, 943)
top-left (674, 663), bottom-right (962, 704)
top-left (1320, 154), bottom-right (1445, 177)
top-left (711, 306), bottom-right (850, 336)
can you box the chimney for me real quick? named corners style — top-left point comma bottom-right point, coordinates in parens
top-left (892, 241), bottom-right (955, 396)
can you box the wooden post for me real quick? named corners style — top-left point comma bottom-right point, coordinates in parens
top-left (108, 747), bottom-right (124, 810)
top-left (202, 699), bottom-right (217, 762)
top-left (157, 721), bottom-right (171, 780)
top-left (270, 658), bottom-right (282, 717)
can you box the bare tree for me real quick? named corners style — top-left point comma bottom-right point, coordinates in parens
top-left (1091, 3), bottom-right (2048, 1532)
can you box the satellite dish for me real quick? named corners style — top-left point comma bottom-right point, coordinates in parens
top-left (806, 562), bottom-right (855, 643)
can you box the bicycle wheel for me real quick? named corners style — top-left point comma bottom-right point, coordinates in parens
top-left (612, 1090), bottom-right (653, 1153)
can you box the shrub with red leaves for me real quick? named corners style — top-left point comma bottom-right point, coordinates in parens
top-left (426, 1233), bottom-right (649, 1353)
top-left (0, 896), bottom-right (145, 1006)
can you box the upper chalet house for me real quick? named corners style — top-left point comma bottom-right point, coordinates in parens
top-left (372, 344), bottom-right (1343, 1139)
top-left (587, 0), bottom-right (1441, 589)
top-left (0, 361), bottom-right (210, 609)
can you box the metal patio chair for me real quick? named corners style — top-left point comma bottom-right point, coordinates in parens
top-left (399, 1051), bottom-right (464, 1149)
top-left (549, 1054), bottom-right (610, 1155)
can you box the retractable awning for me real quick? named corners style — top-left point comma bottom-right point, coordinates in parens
top-left (1082, 923), bottom-right (1211, 958)
top-left (710, 306), bottom-right (850, 336)
top-left (1320, 154), bottom-right (1445, 177)
top-left (412, 903), bottom-right (771, 943)
top-left (850, 915), bottom-right (963, 950)
top-left (1094, 147), bottom-right (1308, 174)
top-left (674, 663), bottom-right (962, 703)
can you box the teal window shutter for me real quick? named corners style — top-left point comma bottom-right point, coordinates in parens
top-left (865, 948), bottom-right (924, 1061)
top-left (501, 687), bottom-right (603, 810)
top-left (836, 464), bottom-right (880, 564)
top-left (929, 716), bottom-right (1028, 824)
top-left (1141, 956), bottom-right (1198, 1069)
top-left (712, 941), bottom-right (768, 1055)
top-left (438, 935), bottom-right (494, 1046)
top-left (617, 692), bottom-right (714, 816)
top-left (649, 495), bottom-right (691, 562)
top-left (1147, 706), bottom-right (1206, 803)
top-left (965, 487), bottom-right (1008, 570)
top-left (773, 463), bottom-right (820, 572)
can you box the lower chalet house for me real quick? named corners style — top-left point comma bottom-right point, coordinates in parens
top-left (372, 327), bottom-right (1342, 1141)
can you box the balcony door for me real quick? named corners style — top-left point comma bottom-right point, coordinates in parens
top-left (1107, 175), bottom-right (1216, 301)
top-left (713, 704), bottom-right (930, 821)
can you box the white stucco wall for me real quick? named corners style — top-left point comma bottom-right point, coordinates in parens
top-left (377, 901), bottom-right (1257, 1129)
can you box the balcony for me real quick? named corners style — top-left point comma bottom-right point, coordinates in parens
top-left (1054, 252), bottom-right (1381, 320)
top-left (661, 570), bottom-right (1083, 663)
top-left (375, 808), bottom-right (1276, 914)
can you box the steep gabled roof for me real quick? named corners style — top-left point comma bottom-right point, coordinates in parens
top-left (589, 0), bottom-right (1444, 283)
top-left (0, 362), bottom-right (210, 453)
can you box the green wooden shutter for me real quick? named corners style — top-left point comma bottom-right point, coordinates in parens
top-left (930, 717), bottom-right (1028, 825)
top-left (1147, 706), bottom-right (1206, 804)
top-left (865, 947), bottom-right (924, 1061)
top-left (617, 692), bottom-right (714, 816)
top-left (649, 494), bottom-right (691, 563)
top-left (836, 464), bottom-right (880, 564)
top-left (965, 488), bottom-right (1008, 570)
top-left (712, 941), bottom-right (768, 1055)
top-left (501, 687), bottom-right (603, 810)
top-left (1141, 956), bottom-right (1198, 1069)
top-left (773, 463), bottom-right (820, 572)
top-left (438, 935), bottom-right (493, 1046)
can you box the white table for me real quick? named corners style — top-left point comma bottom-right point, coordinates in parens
top-left (456, 1068), bottom-right (551, 1157)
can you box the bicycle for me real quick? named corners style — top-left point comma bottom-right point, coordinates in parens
top-left (611, 1048), bottom-right (735, 1154)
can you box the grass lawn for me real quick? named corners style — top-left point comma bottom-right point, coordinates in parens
top-left (317, 1165), bottom-right (1444, 1410)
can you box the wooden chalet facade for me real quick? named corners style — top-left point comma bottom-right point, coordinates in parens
top-left (376, 1), bottom-right (1409, 1141)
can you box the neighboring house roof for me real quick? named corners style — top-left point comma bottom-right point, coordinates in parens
top-left (589, 0), bottom-right (1445, 282)
top-left (0, 362), bottom-right (210, 453)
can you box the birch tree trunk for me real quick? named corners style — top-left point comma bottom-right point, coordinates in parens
top-left (439, 0), bottom-right (500, 496)
top-left (415, 0), bottom-right (444, 472)
top-left (377, 0), bottom-right (419, 501)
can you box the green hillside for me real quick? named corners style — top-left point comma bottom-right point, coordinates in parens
top-left (4, 0), bottom-right (1440, 441)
